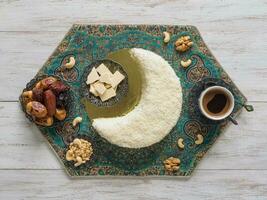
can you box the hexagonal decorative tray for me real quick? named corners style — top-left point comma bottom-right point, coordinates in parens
top-left (19, 24), bottom-right (251, 177)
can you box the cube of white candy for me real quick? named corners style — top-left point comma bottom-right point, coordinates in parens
top-left (89, 84), bottom-right (99, 97)
top-left (86, 67), bottom-right (100, 85)
top-left (92, 81), bottom-right (106, 95)
top-left (96, 63), bottom-right (113, 76)
top-left (99, 88), bottom-right (116, 102)
top-left (99, 73), bottom-right (112, 85)
top-left (111, 71), bottom-right (125, 88)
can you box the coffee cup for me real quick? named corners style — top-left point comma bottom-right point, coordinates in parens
top-left (199, 86), bottom-right (237, 124)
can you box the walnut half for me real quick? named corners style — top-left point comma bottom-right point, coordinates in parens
top-left (164, 157), bottom-right (181, 172)
top-left (175, 36), bottom-right (193, 52)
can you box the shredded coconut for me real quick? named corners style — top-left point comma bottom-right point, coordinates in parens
top-left (92, 48), bottom-right (183, 148)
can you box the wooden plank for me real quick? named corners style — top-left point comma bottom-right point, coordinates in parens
top-left (0, 0), bottom-right (266, 32)
top-left (0, 30), bottom-right (267, 101)
top-left (0, 31), bottom-right (65, 101)
top-left (0, 102), bottom-right (266, 170)
top-left (0, 169), bottom-right (266, 200)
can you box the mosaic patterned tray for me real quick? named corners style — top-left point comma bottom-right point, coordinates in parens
top-left (19, 24), bottom-right (250, 177)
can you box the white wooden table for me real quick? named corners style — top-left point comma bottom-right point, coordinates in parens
top-left (0, 0), bottom-right (266, 199)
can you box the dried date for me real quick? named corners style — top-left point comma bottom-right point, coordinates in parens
top-left (48, 81), bottom-right (69, 95)
top-left (26, 101), bottom-right (47, 118)
top-left (32, 88), bottom-right (44, 103)
top-left (43, 90), bottom-right (56, 116)
top-left (41, 77), bottom-right (57, 89)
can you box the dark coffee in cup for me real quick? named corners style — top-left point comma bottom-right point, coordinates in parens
top-left (199, 86), bottom-right (234, 121)
top-left (203, 90), bottom-right (231, 116)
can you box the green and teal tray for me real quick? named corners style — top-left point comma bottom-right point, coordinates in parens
top-left (20, 24), bottom-right (249, 177)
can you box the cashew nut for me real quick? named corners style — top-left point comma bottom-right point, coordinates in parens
top-left (181, 59), bottom-right (192, 68)
top-left (35, 81), bottom-right (42, 89)
top-left (72, 116), bottom-right (82, 127)
top-left (64, 56), bottom-right (75, 69)
top-left (66, 150), bottom-right (74, 161)
top-left (163, 31), bottom-right (171, 43)
top-left (74, 156), bottom-right (83, 167)
top-left (177, 138), bottom-right (184, 149)
top-left (54, 108), bottom-right (67, 121)
top-left (22, 90), bottom-right (33, 99)
top-left (35, 116), bottom-right (53, 127)
top-left (195, 134), bottom-right (204, 145)
top-left (73, 138), bottom-right (82, 146)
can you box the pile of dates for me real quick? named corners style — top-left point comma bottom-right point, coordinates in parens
top-left (22, 76), bottom-right (70, 126)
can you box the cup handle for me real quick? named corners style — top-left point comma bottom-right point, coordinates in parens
top-left (235, 100), bottom-right (254, 112)
top-left (229, 115), bottom-right (238, 125)
top-left (227, 103), bottom-right (253, 125)
top-left (244, 104), bottom-right (254, 112)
